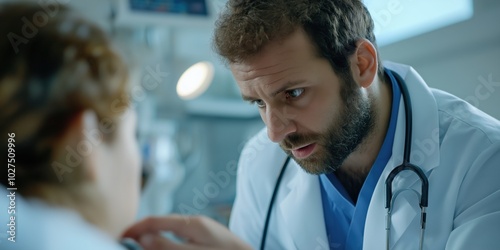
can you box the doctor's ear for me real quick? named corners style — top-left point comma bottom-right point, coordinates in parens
top-left (350, 39), bottom-right (378, 88)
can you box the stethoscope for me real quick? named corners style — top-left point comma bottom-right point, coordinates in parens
top-left (260, 70), bottom-right (429, 250)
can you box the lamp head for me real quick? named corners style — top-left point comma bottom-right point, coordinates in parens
top-left (176, 61), bottom-right (214, 100)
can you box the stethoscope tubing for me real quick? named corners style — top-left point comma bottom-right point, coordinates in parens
top-left (260, 156), bottom-right (291, 250)
top-left (385, 70), bottom-right (429, 250)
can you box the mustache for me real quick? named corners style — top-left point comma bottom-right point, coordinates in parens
top-left (281, 132), bottom-right (320, 150)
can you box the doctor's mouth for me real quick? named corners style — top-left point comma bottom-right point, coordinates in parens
top-left (280, 132), bottom-right (322, 160)
top-left (290, 143), bottom-right (317, 159)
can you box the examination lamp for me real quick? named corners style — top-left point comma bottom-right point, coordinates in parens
top-left (176, 61), bottom-right (214, 100)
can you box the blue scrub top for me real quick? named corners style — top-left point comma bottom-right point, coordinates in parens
top-left (319, 69), bottom-right (401, 250)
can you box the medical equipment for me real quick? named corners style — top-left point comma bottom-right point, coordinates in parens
top-left (385, 71), bottom-right (429, 250)
top-left (260, 70), bottom-right (429, 250)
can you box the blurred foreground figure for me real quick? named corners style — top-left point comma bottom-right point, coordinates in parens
top-left (0, 2), bottom-right (141, 249)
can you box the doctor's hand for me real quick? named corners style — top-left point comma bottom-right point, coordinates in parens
top-left (123, 215), bottom-right (253, 250)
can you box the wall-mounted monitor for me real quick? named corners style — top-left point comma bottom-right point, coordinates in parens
top-left (115, 0), bottom-right (214, 28)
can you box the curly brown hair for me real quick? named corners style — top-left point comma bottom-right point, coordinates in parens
top-left (0, 2), bottom-right (130, 192)
top-left (213, 0), bottom-right (383, 79)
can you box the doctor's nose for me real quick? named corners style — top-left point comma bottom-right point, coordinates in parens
top-left (265, 106), bottom-right (296, 143)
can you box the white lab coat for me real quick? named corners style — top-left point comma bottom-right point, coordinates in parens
top-left (229, 62), bottom-right (500, 250)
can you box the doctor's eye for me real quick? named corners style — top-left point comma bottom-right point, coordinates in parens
top-left (251, 99), bottom-right (266, 108)
top-left (285, 88), bottom-right (304, 99)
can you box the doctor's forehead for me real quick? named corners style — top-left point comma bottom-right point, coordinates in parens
top-left (230, 61), bottom-right (304, 92)
top-left (230, 32), bottom-right (319, 81)
top-left (229, 51), bottom-right (311, 84)
top-left (230, 59), bottom-right (286, 81)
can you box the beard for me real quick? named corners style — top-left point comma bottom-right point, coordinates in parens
top-left (280, 74), bottom-right (376, 175)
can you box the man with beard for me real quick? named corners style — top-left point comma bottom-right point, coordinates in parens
top-left (124, 0), bottom-right (500, 249)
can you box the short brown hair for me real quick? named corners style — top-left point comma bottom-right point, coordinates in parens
top-left (213, 0), bottom-right (383, 78)
top-left (0, 3), bottom-right (130, 190)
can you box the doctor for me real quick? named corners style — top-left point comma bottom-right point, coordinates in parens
top-left (125, 0), bottom-right (500, 249)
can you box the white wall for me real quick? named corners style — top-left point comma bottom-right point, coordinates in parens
top-left (379, 0), bottom-right (500, 119)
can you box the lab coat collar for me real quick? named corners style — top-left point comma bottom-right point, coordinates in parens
top-left (363, 62), bottom-right (440, 249)
top-left (383, 62), bottom-right (440, 187)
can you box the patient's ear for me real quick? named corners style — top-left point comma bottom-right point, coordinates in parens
top-left (350, 39), bottom-right (378, 88)
top-left (54, 110), bottom-right (101, 182)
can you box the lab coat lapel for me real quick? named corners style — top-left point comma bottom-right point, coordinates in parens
top-left (278, 161), bottom-right (329, 250)
top-left (364, 62), bottom-right (440, 249)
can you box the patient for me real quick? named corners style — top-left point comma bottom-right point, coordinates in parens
top-left (0, 2), bottom-right (141, 249)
